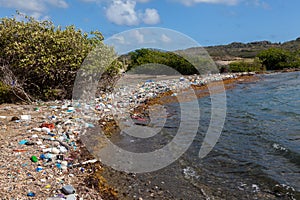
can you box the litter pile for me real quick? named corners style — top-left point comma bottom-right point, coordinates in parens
top-left (0, 103), bottom-right (104, 199)
top-left (0, 72), bottom-right (256, 199)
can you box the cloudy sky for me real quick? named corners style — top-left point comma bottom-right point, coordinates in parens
top-left (0, 0), bottom-right (299, 46)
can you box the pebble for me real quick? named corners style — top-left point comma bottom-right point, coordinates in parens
top-left (62, 185), bottom-right (76, 195)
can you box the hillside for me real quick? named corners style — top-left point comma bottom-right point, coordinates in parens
top-left (203, 37), bottom-right (300, 61)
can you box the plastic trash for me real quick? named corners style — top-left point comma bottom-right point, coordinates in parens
top-left (31, 156), bottom-right (38, 163)
top-left (62, 185), bottom-right (75, 195)
top-left (42, 127), bottom-right (51, 133)
top-left (25, 141), bottom-right (35, 146)
top-left (32, 128), bottom-right (42, 132)
top-left (43, 148), bottom-right (52, 153)
top-left (13, 149), bottom-right (27, 153)
top-left (51, 148), bottom-right (60, 154)
top-left (66, 194), bottom-right (76, 200)
top-left (56, 155), bottom-right (64, 160)
top-left (67, 107), bottom-right (74, 112)
top-left (27, 192), bottom-right (35, 197)
top-left (36, 166), bottom-right (43, 172)
top-left (41, 123), bottom-right (55, 130)
top-left (59, 146), bottom-right (68, 153)
top-left (21, 115), bottom-right (31, 121)
top-left (56, 163), bottom-right (62, 169)
top-left (19, 140), bottom-right (28, 145)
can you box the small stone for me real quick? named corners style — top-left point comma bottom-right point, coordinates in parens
top-left (62, 185), bottom-right (75, 195)
top-left (11, 116), bottom-right (20, 121)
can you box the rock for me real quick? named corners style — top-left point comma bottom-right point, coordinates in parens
top-left (11, 116), bottom-right (20, 121)
top-left (62, 185), bottom-right (75, 195)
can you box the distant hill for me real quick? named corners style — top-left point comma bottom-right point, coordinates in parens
top-left (202, 37), bottom-right (300, 61)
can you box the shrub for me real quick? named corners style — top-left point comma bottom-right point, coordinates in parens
top-left (228, 59), bottom-right (264, 72)
top-left (0, 13), bottom-right (118, 102)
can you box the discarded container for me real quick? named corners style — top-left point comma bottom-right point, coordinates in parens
top-left (19, 140), bottom-right (28, 145)
top-left (45, 184), bottom-right (51, 189)
top-left (61, 161), bottom-right (68, 167)
top-left (42, 127), bottom-right (51, 133)
top-left (36, 166), bottom-right (43, 172)
top-left (66, 194), bottom-right (76, 200)
top-left (56, 163), bottom-right (62, 169)
top-left (43, 148), bottom-right (52, 153)
top-left (67, 107), bottom-right (75, 112)
top-left (56, 155), bottom-right (64, 160)
top-left (51, 148), bottom-right (60, 154)
top-left (31, 156), bottom-right (38, 163)
top-left (32, 128), bottom-right (42, 132)
top-left (13, 149), bottom-right (27, 153)
top-left (41, 123), bottom-right (55, 130)
top-left (27, 192), bottom-right (35, 197)
top-left (21, 115), bottom-right (31, 121)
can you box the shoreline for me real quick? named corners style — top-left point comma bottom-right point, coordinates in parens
top-left (0, 70), bottom-right (293, 199)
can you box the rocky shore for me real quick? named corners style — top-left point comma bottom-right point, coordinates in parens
top-left (0, 72), bottom-right (258, 199)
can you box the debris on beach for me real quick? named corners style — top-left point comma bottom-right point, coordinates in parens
top-left (0, 72), bottom-right (256, 199)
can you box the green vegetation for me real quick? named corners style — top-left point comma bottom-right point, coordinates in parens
top-left (257, 48), bottom-right (300, 70)
top-left (228, 58), bottom-right (264, 73)
top-left (0, 81), bottom-right (12, 104)
top-left (127, 49), bottom-right (199, 75)
top-left (0, 13), bottom-right (119, 102)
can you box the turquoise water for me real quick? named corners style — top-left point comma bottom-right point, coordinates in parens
top-left (106, 71), bottom-right (300, 199)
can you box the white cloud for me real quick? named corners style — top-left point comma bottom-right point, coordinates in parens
top-left (0, 0), bottom-right (46, 12)
top-left (106, 0), bottom-right (139, 26)
top-left (161, 34), bottom-right (171, 43)
top-left (143, 8), bottom-right (160, 24)
top-left (105, 0), bottom-right (160, 26)
top-left (0, 0), bottom-right (68, 19)
top-left (174, 0), bottom-right (239, 6)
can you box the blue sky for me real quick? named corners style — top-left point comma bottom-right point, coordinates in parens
top-left (0, 0), bottom-right (299, 46)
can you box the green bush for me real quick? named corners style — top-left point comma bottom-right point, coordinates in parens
top-left (228, 59), bottom-right (264, 72)
top-left (0, 81), bottom-right (12, 104)
top-left (0, 13), bottom-right (118, 102)
top-left (257, 48), bottom-right (296, 70)
top-left (127, 49), bottom-right (199, 75)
